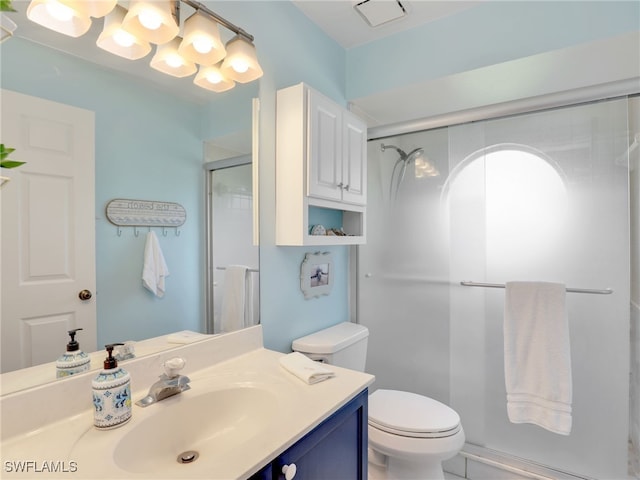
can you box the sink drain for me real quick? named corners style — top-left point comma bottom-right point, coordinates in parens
top-left (177, 450), bottom-right (199, 464)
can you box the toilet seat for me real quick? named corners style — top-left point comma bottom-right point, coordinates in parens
top-left (368, 389), bottom-right (461, 439)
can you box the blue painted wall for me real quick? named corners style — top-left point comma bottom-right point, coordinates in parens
top-left (2, 0), bottom-right (636, 354)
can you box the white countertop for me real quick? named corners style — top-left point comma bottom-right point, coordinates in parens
top-left (0, 326), bottom-right (374, 479)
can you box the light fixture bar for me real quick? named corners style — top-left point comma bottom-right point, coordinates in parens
top-left (180, 0), bottom-right (254, 42)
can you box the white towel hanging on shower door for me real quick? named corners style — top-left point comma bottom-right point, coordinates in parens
top-left (504, 281), bottom-right (572, 435)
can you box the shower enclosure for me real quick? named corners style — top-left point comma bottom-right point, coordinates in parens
top-left (357, 98), bottom-right (631, 478)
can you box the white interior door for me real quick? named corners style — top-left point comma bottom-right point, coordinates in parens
top-left (1, 89), bottom-right (96, 373)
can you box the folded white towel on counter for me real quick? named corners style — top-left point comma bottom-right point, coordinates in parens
top-left (279, 352), bottom-right (335, 385)
top-left (142, 231), bottom-right (170, 297)
top-left (504, 281), bottom-right (572, 435)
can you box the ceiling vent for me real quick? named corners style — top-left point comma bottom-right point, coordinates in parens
top-left (354, 0), bottom-right (407, 28)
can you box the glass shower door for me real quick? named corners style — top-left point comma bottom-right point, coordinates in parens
top-left (358, 97), bottom-right (630, 479)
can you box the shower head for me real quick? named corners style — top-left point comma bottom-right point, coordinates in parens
top-left (405, 147), bottom-right (424, 163)
top-left (381, 143), bottom-right (434, 200)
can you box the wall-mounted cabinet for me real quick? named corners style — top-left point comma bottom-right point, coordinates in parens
top-left (276, 83), bottom-right (367, 246)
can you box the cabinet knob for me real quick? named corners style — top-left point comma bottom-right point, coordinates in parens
top-left (337, 182), bottom-right (344, 189)
top-left (344, 184), bottom-right (350, 191)
top-left (282, 463), bottom-right (297, 479)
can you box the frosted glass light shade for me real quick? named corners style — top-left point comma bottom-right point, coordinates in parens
top-left (26, 0), bottom-right (92, 37)
top-left (220, 35), bottom-right (263, 83)
top-left (121, 0), bottom-right (178, 45)
top-left (82, 0), bottom-right (117, 18)
top-left (194, 64), bottom-right (235, 93)
top-left (97, 4), bottom-right (151, 60)
top-left (178, 12), bottom-right (226, 66)
top-left (150, 37), bottom-right (197, 78)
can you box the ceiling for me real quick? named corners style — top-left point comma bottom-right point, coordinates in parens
top-left (291, 0), bottom-right (480, 49)
top-left (7, 1), bottom-right (480, 107)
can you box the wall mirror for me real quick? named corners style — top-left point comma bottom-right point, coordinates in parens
top-left (0, 4), bottom-right (260, 394)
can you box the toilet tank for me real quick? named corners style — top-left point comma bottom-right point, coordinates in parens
top-left (292, 322), bottom-right (369, 371)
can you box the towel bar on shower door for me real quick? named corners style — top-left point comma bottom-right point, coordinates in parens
top-left (460, 281), bottom-right (613, 295)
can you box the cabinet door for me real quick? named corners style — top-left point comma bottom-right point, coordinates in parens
top-left (307, 91), bottom-right (342, 202)
top-left (341, 110), bottom-right (367, 205)
top-left (273, 389), bottom-right (368, 480)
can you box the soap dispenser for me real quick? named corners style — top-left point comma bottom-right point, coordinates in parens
top-left (56, 328), bottom-right (90, 378)
top-left (92, 343), bottom-right (132, 429)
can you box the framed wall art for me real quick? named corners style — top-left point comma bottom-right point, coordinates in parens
top-left (300, 251), bottom-right (333, 299)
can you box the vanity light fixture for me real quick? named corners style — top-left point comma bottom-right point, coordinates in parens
top-left (25, 0), bottom-right (263, 92)
top-left (150, 36), bottom-right (197, 78)
top-left (121, 0), bottom-right (179, 45)
top-left (220, 34), bottom-right (263, 83)
top-left (193, 63), bottom-right (235, 93)
top-left (178, 10), bottom-right (225, 65)
top-left (96, 4), bottom-right (151, 60)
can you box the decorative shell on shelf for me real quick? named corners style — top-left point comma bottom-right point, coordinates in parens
top-left (310, 224), bottom-right (326, 236)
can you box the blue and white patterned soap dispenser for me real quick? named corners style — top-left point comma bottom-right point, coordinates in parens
top-left (92, 343), bottom-right (132, 430)
top-left (56, 328), bottom-right (90, 378)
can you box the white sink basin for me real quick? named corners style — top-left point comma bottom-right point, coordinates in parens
top-left (69, 384), bottom-right (279, 477)
top-left (115, 386), bottom-right (278, 474)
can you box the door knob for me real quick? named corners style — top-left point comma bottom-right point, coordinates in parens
top-left (78, 289), bottom-right (92, 301)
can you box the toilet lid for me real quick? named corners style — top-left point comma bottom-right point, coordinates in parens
top-left (368, 390), bottom-right (461, 438)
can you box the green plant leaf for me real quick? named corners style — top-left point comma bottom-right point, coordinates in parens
top-left (0, 144), bottom-right (16, 160)
top-left (0, 0), bottom-right (17, 12)
top-left (0, 160), bottom-right (26, 169)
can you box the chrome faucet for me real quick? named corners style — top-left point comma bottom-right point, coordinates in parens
top-left (136, 357), bottom-right (191, 407)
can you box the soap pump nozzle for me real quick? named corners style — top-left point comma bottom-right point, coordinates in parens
top-left (103, 343), bottom-right (124, 369)
top-left (66, 328), bottom-right (83, 352)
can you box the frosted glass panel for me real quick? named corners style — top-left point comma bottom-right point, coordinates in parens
top-left (211, 164), bottom-right (259, 333)
top-left (358, 98), bottom-right (630, 479)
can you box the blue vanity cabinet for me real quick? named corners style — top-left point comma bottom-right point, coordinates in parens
top-left (250, 389), bottom-right (368, 480)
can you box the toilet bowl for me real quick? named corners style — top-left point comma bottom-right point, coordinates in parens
top-left (367, 389), bottom-right (465, 480)
top-left (292, 322), bottom-right (465, 480)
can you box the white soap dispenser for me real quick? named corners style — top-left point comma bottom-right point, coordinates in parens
top-left (56, 328), bottom-right (90, 378)
top-left (92, 343), bottom-right (132, 430)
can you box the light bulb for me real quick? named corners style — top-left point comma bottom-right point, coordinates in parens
top-left (139, 10), bottom-right (162, 30)
top-left (205, 71), bottom-right (222, 84)
top-left (231, 59), bottom-right (249, 74)
top-left (46, 1), bottom-right (74, 21)
top-left (165, 53), bottom-right (183, 68)
top-left (192, 36), bottom-right (213, 54)
top-left (113, 29), bottom-right (135, 47)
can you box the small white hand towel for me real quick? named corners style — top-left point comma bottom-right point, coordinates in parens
top-left (142, 231), bottom-right (170, 298)
top-left (279, 352), bottom-right (335, 385)
top-left (221, 265), bottom-right (248, 333)
top-left (504, 281), bottom-right (572, 435)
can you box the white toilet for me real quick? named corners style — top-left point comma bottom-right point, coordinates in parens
top-left (292, 322), bottom-right (465, 480)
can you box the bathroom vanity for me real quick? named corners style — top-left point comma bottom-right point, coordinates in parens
top-left (251, 389), bottom-right (368, 479)
top-left (0, 326), bottom-right (374, 479)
